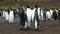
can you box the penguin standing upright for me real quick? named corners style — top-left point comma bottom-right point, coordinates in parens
top-left (19, 4), bottom-right (26, 30)
top-left (53, 9), bottom-right (57, 20)
top-left (34, 5), bottom-right (39, 30)
top-left (3, 9), bottom-right (5, 18)
top-left (5, 10), bottom-right (9, 22)
top-left (9, 9), bottom-right (14, 23)
top-left (25, 5), bottom-right (31, 29)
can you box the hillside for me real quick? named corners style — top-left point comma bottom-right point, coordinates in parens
top-left (0, 0), bottom-right (60, 9)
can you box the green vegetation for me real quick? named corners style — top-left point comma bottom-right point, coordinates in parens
top-left (26, 0), bottom-right (43, 2)
top-left (0, 0), bottom-right (17, 2)
top-left (0, 0), bottom-right (60, 9)
top-left (0, 0), bottom-right (52, 2)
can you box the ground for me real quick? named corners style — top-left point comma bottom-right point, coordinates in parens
top-left (0, 16), bottom-right (60, 34)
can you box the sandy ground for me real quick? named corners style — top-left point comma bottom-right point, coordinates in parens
top-left (0, 16), bottom-right (60, 34)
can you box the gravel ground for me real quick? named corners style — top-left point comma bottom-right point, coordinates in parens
top-left (0, 16), bottom-right (60, 34)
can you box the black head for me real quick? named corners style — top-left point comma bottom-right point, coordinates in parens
top-left (35, 5), bottom-right (38, 8)
top-left (27, 5), bottom-right (30, 8)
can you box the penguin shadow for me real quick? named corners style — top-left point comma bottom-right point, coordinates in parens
top-left (17, 28), bottom-right (40, 32)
